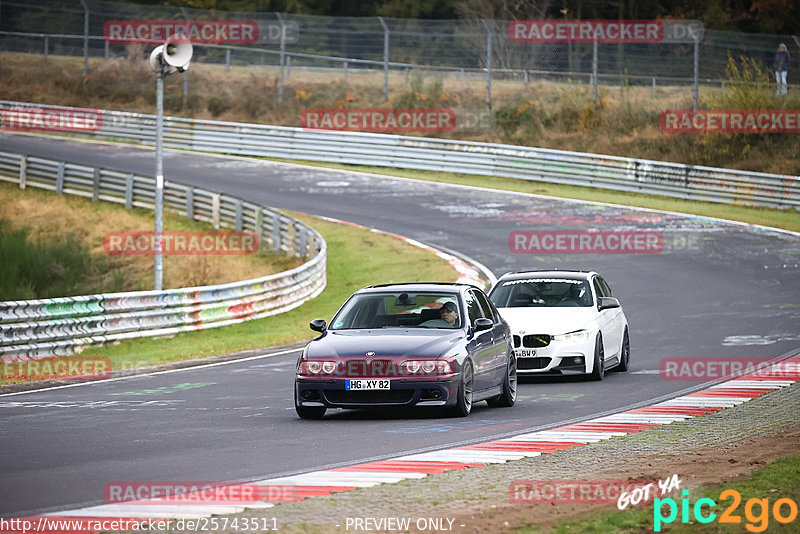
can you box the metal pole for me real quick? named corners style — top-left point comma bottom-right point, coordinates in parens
top-left (180, 8), bottom-right (190, 110)
top-left (276, 13), bottom-right (286, 104)
top-left (481, 19), bottom-right (492, 109)
top-left (593, 35), bottom-right (598, 104)
top-left (652, 77), bottom-right (656, 98)
top-left (693, 33), bottom-right (699, 110)
top-left (378, 16), bottom-right (389, 102)
top-left (225, 48), bottom-right (231, 72)
top-left (79, 0), bottom-right (88, 82)
top-left (154, 68), bottom-right (165, 291)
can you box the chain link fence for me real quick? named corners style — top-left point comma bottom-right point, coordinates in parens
top-left (0, 0), bottom-right (798, 107)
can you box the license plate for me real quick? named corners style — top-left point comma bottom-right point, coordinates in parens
top-left (346, 379), bottom-right (390, 390)
top-left (515, 349), bottom-right (537, 358)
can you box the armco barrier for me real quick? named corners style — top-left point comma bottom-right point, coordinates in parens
top-left (0, 150), bottom-right (326, 357)
top-left (1, 101), bottom-right (797, 209)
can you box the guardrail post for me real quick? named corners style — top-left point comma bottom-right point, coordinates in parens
top-left (225, 49), bottom-right (231, 72)
top-left (19, 155), bottom-right (26, 190)
top-left (92, 168), bottom-right (100, 202)
top-left (272, 213), bottom-right (281, 252)
top-left (185, 186), bottom-right (194, 219)
top-left (276, 12), bottom-right (286, 104)
top-left (211, 193), bottom-right (220, 229)
top-left (378, 16), bottom-right (389, 103)
top-left (652, 77), bottom-right (656, 98)
top-left (343, 60), bottom-right (348, 79)
top-left (56, 162), bottom-right (65, 194)
top-left (125, 173), bottom-right (133, 208)
top-left (234, 200), bottom-right (243, 232)
top-left (104, 40), bottom-right (109, 59)
top-left (299, 226), bottom-right (308, 257)
top-left (255, 207), bottom-right (264, 253)
top-left (44, 35), bottom-right (48, 57)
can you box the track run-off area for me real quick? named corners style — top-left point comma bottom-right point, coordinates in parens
top-left (1, 133), bottom-right (799, 520)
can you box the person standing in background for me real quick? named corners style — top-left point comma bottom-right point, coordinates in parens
top-left (773, 43), bottom-right (791, 95)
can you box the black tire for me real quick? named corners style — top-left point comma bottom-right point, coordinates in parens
top-left (447, 360), bottom-right (474, 417)
top-left (589, 333), bottom-right (605, 381)
top-left (487, 355), bottom-right (517, 408)
top-left (613, 329), bottom-right (630, 372)
top-left (294, 388), bottom-right (326, 420)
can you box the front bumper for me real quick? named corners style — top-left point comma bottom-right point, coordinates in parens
top-left (295, 376), bottom-right (459, 409)
top-left (513, 338), bottom-right (593, 375)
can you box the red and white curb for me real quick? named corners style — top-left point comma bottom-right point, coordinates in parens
top-left (10, 355), bottom-right (799, 532)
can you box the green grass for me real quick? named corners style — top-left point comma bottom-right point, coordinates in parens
top-left (517, 455), bottom-right (800, 533)
top-left (74, 212), bottom-right (458, 372)
top-left (268, 159), bottom-right (800, 233)
top-left (0, 217), bottom-right (96, 300)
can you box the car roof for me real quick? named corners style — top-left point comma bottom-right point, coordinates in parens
top-left (358, 282), bottom-right (478, 294)
top-left (496, 270), bottom-right (597, 281)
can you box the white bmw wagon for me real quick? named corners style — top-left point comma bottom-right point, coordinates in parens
top-left (487, 270), bottom-right (629, 380)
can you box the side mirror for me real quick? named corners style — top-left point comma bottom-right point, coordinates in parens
top-left (474, 317), bottom-right (493, 332)
top-left (598, 297), bottom-right (621, 310)
top-left (309, 319), bottom-right (327, 332)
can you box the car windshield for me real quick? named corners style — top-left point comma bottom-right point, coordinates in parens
top-left (329, 292), bottom-right (462, 329)
top-left (490, 278), bottom-right (592, 308)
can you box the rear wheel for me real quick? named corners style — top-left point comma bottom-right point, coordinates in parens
top-left (589, 333), bottom-right (605, 381)
top-left (613, 329), bottom-right (630, 372)
top-left (294, 388), bottom-right (326, 420)
top-left (487, 355), bottom-right (517, 408)
top-left (447, 360), bottom-right (474, 417)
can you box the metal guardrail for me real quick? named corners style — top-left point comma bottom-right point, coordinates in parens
top-left (1, 100), bottom-right (797, 209)
top-left (0, 150), bottom-right (327, 357)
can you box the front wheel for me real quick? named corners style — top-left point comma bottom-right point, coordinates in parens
top-left (447, 360), bottom-right (474, 417)
top-left (295, 388), bottom-right (326, 420)
top-left (589, 333), bottom-right (605, 381)
top-left (487, 355), bottom-right (517, 408)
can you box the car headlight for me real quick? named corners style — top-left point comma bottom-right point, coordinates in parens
top-left (298, 360), bottom-right (339, 376)
top-left (554, 329), bottom-right (591, 343)
top-left (400, 360), bottom-right (453, 375)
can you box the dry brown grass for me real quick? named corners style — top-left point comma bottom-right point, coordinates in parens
top-left (1, 52), bottom-right (798, 175)
top-left (0, 182), bottom-right (300, 293)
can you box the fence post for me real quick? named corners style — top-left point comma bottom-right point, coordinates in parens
top-left (255, 207), bottom-right (264, 253)
top-left (225, 48), bottom-right (231, 72)
top-left (693, 31), bottom-right (700, 110)
top-left (104, 40), bottom-right (109, 59)
top-left (211, 193), bottom-right (220, 229)
top-left (44, 35), bottom-right (48, 57)
top-left (19, 155), bottom-right (26, 190)
top-left (79, 0), bottom-right (88, 82)
top-left (652, 77), bottom-right (656, 98)
top-left (481, 19), bottom-right (492, 109)
top-left (378, 16), bottom-right (389, 102)
top-left (343, 60), bottom-right (348, 79)
top-left (592, 34), bottom-right (598, 105)
top-left (286, 55), bottom-right (291, 80)
top-left (276, 12), bottom-right (286, 104)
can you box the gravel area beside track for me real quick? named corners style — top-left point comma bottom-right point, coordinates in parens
top-left (224, 381), bottom-right (800, 533)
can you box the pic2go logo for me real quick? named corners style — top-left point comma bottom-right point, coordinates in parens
top-left (654, 489), bottom-right (799, 532)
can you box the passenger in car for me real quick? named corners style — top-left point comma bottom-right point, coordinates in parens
top-left (419, 301), bottom-right (459, 327)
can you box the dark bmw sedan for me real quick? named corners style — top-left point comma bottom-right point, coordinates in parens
top-left (294, 283), bottom-right (517, 419)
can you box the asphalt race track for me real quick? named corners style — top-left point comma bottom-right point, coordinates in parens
top-left (1, 133), bottom-right (799, 518)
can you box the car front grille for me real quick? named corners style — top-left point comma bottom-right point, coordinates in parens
top-left (523, 334), bottom-right (551, 348)
top-left (517, 357), bottom-right (550, 370)
top-left (324, 390), bottom-right (414, 404)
